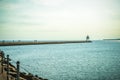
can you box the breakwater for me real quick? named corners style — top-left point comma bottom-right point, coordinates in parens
top-left (0, 40), bottom-right (92, 46)
top-left (0, 50), bottom-right (48, 80)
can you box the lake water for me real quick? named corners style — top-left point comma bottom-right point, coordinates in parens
top-left (0, 40), bottom-right (120, 80)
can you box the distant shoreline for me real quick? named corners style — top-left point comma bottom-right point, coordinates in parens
top-left (103, 39), bottom-right (120, 40)
top-left (0, 40), bottom-right (92, 46)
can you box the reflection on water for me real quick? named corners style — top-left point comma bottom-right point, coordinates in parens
top-left (0, 40), bottom-right (120, 80)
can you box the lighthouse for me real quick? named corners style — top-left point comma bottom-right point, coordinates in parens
top-left (86, 35), bottom-right (90, 41)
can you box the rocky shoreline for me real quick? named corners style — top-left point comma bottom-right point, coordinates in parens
top-left (0, 51), bottom-right (48, 80)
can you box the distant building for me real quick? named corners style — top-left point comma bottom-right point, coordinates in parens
top-left (34, 40), bottom-right (37, 43)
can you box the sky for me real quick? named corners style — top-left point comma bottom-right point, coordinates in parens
top-left (0, 0), bottom-right (120, 40)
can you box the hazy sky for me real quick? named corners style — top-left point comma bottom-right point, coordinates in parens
top-left (0, 0), bottom-right (120, 40)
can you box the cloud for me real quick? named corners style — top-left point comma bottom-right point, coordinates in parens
top-left (31, 0), bottom-right (64, 6)
top-left (0, 0), bottom-right (32, 10)
top-left (0, 1), bottom-right (23, 11)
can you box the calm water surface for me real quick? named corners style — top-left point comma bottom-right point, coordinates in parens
top-left (0, 40), bottom-right (120, 80)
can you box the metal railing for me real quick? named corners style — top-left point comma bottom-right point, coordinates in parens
top-left (0, 50), bottom-right (47, 80)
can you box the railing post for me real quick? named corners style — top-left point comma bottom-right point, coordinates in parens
top-left (1, 51), bottom-right (5, 73)
top-left (16, 61), bottom-right (20, 80)
top-left (7, 55), bottom-right (9, 80)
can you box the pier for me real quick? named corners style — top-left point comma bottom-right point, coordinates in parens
top-left (0, 40), bottom-right (92, 46)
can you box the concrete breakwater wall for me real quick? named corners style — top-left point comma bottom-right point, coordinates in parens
top-left (0, 40), bottom-right (92, 46)
top-left (0, 50), bottom-right (48, 80)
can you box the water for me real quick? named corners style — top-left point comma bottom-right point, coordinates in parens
top-left (0, 40), bottom-right (120, 80)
